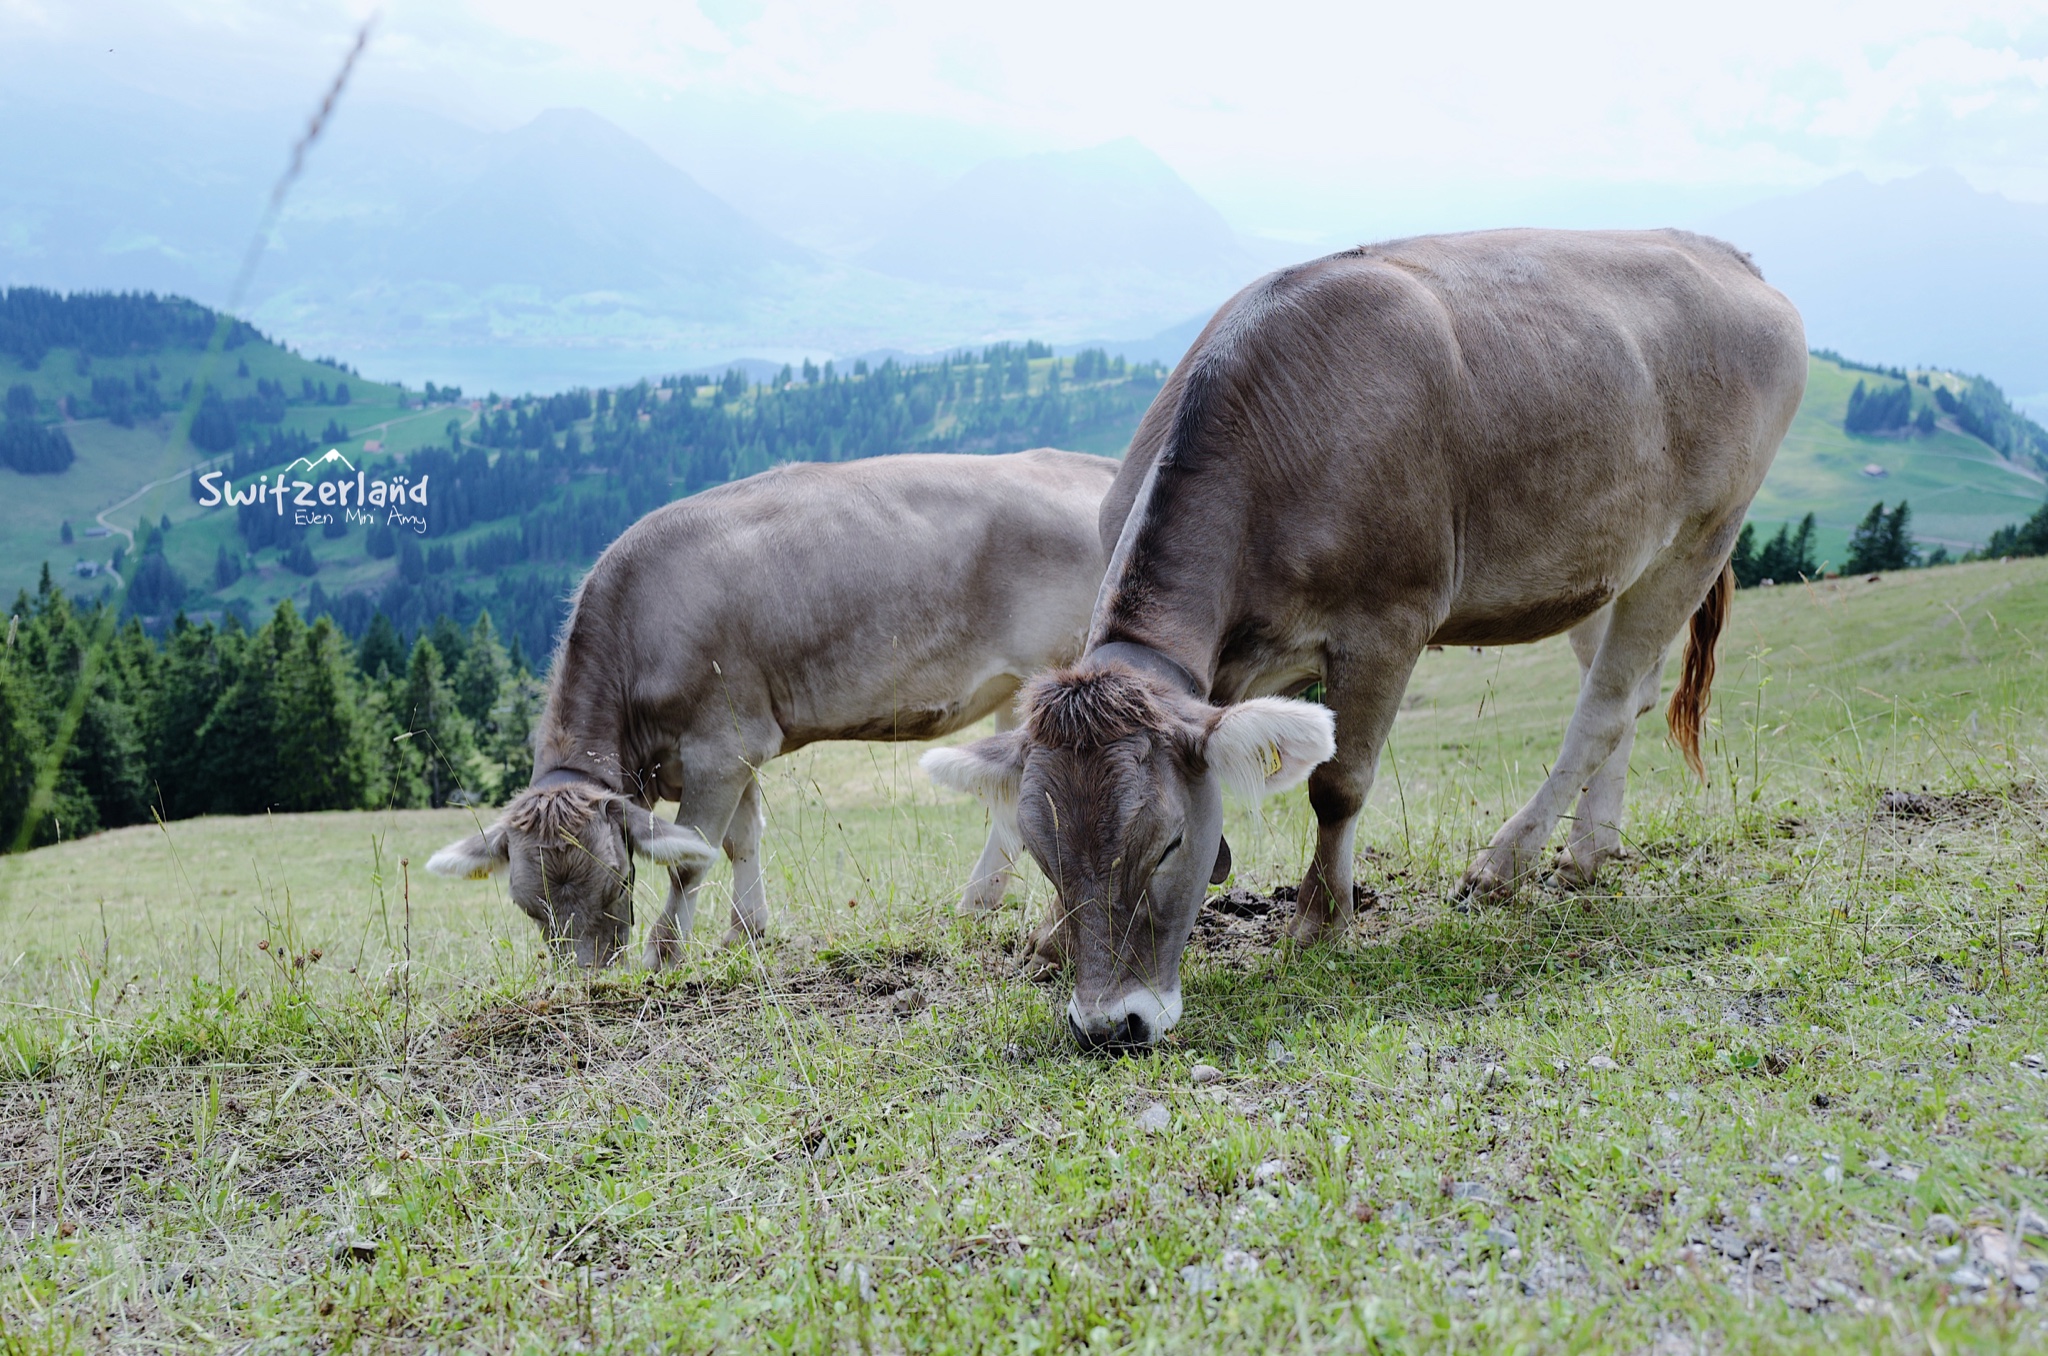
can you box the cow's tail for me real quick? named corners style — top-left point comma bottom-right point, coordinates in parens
top-left (1666, 560), bottom-right (1735, 781)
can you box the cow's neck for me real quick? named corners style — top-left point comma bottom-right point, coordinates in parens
top-left (531, 629), bottom-right (644, 799)
top-left (1086, 453), bottom-right (1250, 699)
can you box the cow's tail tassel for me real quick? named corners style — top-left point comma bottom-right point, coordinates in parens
top-left (1666, 560), bottom-right (1734, 781)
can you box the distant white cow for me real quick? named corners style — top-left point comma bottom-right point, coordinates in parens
top-left (428, 449), bottom-right (1119, 966)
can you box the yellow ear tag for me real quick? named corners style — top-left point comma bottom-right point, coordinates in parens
top-left (1262, 744), bottom-right (1284, 779)
top-left (468, 866), bottom-right (493, 880)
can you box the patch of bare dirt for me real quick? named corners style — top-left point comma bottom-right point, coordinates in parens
top-left (1189, 882), bottom-right (1379, 965)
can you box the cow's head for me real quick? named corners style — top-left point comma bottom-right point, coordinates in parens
top-left (426, 780), bottom-right (716, 967)
top-left (923, 663), bottom-right (1332, 1051)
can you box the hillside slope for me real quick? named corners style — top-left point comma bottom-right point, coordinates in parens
top-left (1748, 355), bottom-right (2043, 566)
top-left (4, 293), bottom-right (2042, 663)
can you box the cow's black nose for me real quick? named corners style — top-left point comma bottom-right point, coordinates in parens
top-left (1068, 1011), bottom-right (1153, 1055)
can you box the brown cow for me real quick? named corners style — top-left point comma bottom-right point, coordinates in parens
top-left (429, 448), bottom-right (1119, 966)
top-left (924, 229), bottom-right (1806, 1049)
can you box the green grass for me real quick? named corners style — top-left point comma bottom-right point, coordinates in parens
top-left (4, 558), bottom-right (2048, 1350)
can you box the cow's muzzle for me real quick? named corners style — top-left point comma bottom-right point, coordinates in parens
top-left (1066, 985), bottom-right (1181, 1053)
top-left (1068, 1010), bottom-right (1154, 1055)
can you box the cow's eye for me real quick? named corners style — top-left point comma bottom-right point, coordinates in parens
top-left (1157, 832), bottom-right (1184, 868)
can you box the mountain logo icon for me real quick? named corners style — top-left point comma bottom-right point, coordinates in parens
top-left (285, 448), bottom-right (358, 474)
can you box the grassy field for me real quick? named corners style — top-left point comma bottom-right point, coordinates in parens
top-left (3, 557), bottom-right (2047, 1350)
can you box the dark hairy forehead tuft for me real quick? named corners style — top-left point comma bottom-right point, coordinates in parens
top-left (1022, 664), bottom-right (1180, 749)
top-left (500, 782), bottom-right (612, 841)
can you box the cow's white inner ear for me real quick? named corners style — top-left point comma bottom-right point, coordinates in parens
top-left (920, 733), bottom-right (1026, 810)
top-left (1205, 698), bottom-right (1337, 799)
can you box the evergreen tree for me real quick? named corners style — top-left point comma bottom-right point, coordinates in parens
top-left (1751, 513), bottom-right (1819, 584)
top-left (193, 605), bottom-right (293, 813)
top-left (392, 637), bottom-right (478, 807)
top-left (271, 616), bottom-right (374, 812)
top-left (1843, 501), bottom-right (1918, 573)
top-left (452, 611), bottom-right (507, 727)
top-left (146, 616), bottom-right (237, 819)
top-left (1844, 502), bottom-right (1889, 574)
top-left (1880, 500), bottom-right (1917, 570)
top-left (357, 610), bottom-right (406, 679)
top-left (0, 656), bottom-right (39, 849)
top-left (1730, 523), bottom-right (1761, 587)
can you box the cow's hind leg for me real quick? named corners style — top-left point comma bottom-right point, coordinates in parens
top-left (721, 776), bottom-right (769, 949)
top-left (1548, 610), bottom-right (1662, 888)
top-left (1463, 551), bottom-right (1725, 899)
top-left (1554, 611), bottom-right (1663, 887)
top-left (957, 705), bottom-right (1024, 914)
top-left (643, 768), bottom-right (752, 969)
top-left (1287, 625), bottom-right (1425, 944)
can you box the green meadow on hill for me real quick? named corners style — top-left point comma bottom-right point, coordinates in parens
top-left (4, 557), bottom-right (2047, 1350)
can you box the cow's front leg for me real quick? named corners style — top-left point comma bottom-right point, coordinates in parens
top-left (1288, 632), bottom-right (1422, 944)
top-left (643, 764), bottom-right (753, 968)
top-left (644, 862), bottom-right (711, 969)
top-left (1020, 896), bottom-right (1069, 979)
top-left (955, 702), bottom-right (1024, 913)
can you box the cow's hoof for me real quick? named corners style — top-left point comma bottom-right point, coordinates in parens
top-left (1019, 929), bottom-right (1065, 980)
top-left (1280, 915), bottom-right (1324, 944)
top-left (1458, 847), bottom-right (1534, 903)
top-left (643, 936), bottom-right (686, 970)
top-left (1551, 852), bottom-right (1601, 890)
top-left (719, 924), bottom-right (767, 952)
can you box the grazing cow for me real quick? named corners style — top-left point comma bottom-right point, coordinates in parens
top-left (428, 449), bottom-right (1119, 966)
top-left (924, 229), bottom-right (1807, 1050)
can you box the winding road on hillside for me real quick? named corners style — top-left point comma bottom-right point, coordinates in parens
top-left (85, 402), bottom-right (479, 587)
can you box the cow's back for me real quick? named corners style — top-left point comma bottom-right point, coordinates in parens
top-left (1094, 228), bottom-right (1806, 676)
top-left (561, 449), bottom-right (1118, 755)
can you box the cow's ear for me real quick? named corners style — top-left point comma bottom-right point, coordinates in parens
top-left (921, 731), bottom-right (1027, 810)
top-left (426, 823), bottom-right (510, 879)
top-left (1204, 698), bottom-right (1335, 799)
top-left (1210, 833), bottom-right (1233, 886)
top-left (619, 804), bottom-right (719, 869)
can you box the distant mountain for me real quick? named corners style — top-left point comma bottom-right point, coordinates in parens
top-left (859, 139), bottom-right (1254, 293)
top-left (303, 108), bottom-right (805, 298)
top-left (1707, 170), bottom-right (2048, 406)
top-left (0, 93), bottom-right (1272, 388)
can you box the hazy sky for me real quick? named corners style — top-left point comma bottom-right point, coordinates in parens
top-left (6, 0), bottom-right (2047, 238)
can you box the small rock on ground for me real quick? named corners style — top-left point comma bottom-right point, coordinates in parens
top-left (885, 987), bottom-right (925, 1018)
top-left (1135, 1102), bottom-right (1171, 1133)
top-left (1190, 1063), bottom-right (1224, 1085)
